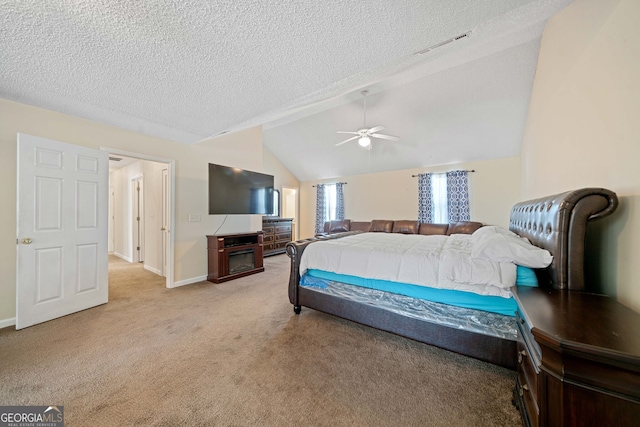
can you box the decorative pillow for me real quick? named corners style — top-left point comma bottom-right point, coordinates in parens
top-left (515, 266), bottom-right (539, 287)
top-left (472, 226), bottom-right (552, 268)
top-left (370, 220), bottom-right (394, 233)
top-left (471, 224), bottom-right (518, 238)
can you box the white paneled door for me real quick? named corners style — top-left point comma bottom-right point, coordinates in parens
top-left (17, 134), bottom-right (108, 329)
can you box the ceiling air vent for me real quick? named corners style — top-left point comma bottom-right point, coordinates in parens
top-left (414, 31), bottom-right (471, 55)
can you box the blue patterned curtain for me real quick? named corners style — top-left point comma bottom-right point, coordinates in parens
top-left (446, 170), bottom-right (470, 222)
top-left (417, 173), bottom-right (433, 223)
top-left (335, 183), bottom-right (345, 220)
top-left (315, 184), bottom-right (326, 234)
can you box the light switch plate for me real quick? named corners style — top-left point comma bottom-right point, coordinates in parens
top-left (188, 214), bottom-right (201, 222)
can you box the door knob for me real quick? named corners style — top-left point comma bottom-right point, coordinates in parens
top-left (22, 238), bottom-right (32, 244)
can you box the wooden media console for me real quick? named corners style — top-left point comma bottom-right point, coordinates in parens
top-left (207, 232), bottom-right (264, 283)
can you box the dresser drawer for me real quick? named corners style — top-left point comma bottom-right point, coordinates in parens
top-left (516, 311), bottom-right (541, 362)
top-left (275, 241), bottom-right (288, 249)
top-left (275, 225), bottom-right (291, 233)
top-left (515, 308), bottom-right (541, 427)
top-left (516, 372), bottom-right (539, 427)
top-left (275, 232), bottom-right (291, 241)
top-left (263, 234), bottom-right (275, 243)
top-left (517, 340), bottom-right (538, 397)
top-left (262, 225), bottom-right (275, 234)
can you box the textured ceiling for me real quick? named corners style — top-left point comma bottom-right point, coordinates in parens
top-left (1, 0), bottom-right (573, 179)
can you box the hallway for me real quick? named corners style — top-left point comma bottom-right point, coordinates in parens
top-left (108, 255), bottom-right (166, 302)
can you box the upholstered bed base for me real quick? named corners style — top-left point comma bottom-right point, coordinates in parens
top-left (286, 188), bottom-right (618, 369)
top-left (297, 284), bottom-right (516, 367)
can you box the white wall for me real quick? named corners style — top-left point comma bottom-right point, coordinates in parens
top-left (262, 146), bottom-right (301, 237)
top-left (299, 157), bottom-right (521, 239)
top-left (0, 99), bottom-right (297, 323)
top-left (521, 0), bottom-right (640, 312)
top-left (141, 161), bottom-right (166, 274)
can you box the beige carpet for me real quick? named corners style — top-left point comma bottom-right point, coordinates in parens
top-left (0, 255), bottom-right (521, 426)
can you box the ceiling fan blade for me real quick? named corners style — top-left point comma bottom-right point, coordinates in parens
top-left (336, 131), bottom-right (359, 135)
top-left (335, 135), bottom-right (360, 146)
top-left (367, 125), bottom-right (386, 134)
top-left (371, 133), bottom-right (400, 141)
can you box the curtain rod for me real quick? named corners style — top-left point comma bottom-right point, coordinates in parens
top-left (312, 182), bottom-right (347, 187)
top-left (411, 170), bottom-right (475, 177)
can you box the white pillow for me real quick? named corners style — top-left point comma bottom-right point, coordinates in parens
top-left (471, 226), bottom-right (552, 268)
top-left (472, 225), bottom-right (519, 239)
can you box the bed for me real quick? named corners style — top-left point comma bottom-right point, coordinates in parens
top-left (286, 188), bottom-right (618, 369)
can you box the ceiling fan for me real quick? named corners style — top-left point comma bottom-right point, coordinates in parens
top-left (335, 90), bottom-right (400, 150)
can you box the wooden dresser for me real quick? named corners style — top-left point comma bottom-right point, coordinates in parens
top-left (512, 287), bottom-right (640, 427)
top-left (262, 217), bottom-right (293, 257)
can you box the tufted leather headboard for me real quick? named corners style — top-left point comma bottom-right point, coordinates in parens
top-left (509, 188), bottom-right (618, 291)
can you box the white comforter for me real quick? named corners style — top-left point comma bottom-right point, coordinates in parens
top-left (299, 232), bottom-right (519, 298)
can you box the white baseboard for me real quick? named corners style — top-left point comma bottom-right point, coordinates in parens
top-left (112, 252), bottom-right (133, 263)
top-left (172, 275), bottom-right (208, 288)
top-left (0, 317), bottom-right (16, 329)
top-left (143, 265), bottom-right (162, 275)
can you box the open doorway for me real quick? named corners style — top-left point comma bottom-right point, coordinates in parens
top-left (106, 149), bottom-right (175, 288)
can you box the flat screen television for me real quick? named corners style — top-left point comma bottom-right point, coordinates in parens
top-left (208, 163), bottom-right (275, 215)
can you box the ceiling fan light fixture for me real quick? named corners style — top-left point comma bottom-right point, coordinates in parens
top-left (335, 89), bottom-right (399, 148)
top-left (358, 136), bottom-right (371, 147)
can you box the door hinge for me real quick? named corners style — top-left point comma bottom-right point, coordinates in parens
top-left (137, 246), bottom-right (140, 251)
top-left (137, 217), bottom-right (140, 221)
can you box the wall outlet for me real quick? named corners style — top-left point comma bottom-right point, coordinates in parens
top-left (188, 214), bottom-right (201, 222)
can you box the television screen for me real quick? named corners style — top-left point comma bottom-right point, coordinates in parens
top-left (209, 164), bottom-right (275, 215)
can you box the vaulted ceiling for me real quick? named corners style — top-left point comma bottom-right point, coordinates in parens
top-left (1, 1), bottom-right (574, 181)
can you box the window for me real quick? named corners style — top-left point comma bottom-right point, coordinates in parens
top-left (431, 173), bottom-right (448, 223)
top-left (323, 184), bottom-right (337, 222)
top-left (418, 170), bottom-right (470, 223)
top-left (315, 182), bottom-right (345, 234)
